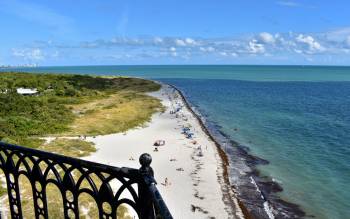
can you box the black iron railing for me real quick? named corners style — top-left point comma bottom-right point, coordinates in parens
top-left (0, 141), bottom-right (173, 219)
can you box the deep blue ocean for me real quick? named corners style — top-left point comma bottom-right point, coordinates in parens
top-left (2, 65), bottom-right (350, 218)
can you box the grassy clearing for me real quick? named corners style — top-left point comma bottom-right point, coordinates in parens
top-left (66, 92), bottom-right (163, 136)
top-left (39, 138), bottom-right (96, 157)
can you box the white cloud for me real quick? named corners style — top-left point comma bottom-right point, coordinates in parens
top-left (51, 51), bottom-right (60, 58)
top-left (199, 46), bottom-right (215, 52)
top-left (12, 48), bottom-right (45, 61)
top-left (185, 38), bottom-right (198, 46)
top-left (185, 38), bottom-right (194, 44)
top-left (153, 37), bottom-right (163, 44)
top-left (18, 28), bottom-right (350, 64)
top-left (276, 1), bottom-right (300, 7)
top-left (346, 36), bottom-right (350, 47)
top-left (324, 28), bottom-right (350, 42)
top-left (259, 32), bottom-right (275, 44)
top-left (175, 39), bottom-right (186, 46)
top-left (170, 52), bottom-right (178, 57)
top-left (28, 49), bottom-right (44, 60)
top-left (174, 38), bottom-right (198, 47)
top-left (294, 49), bottom-right (303, 54)
top-left (248, 40), bottom-right (265, 54)
top-left (296, 34), bottom-right (324, 53)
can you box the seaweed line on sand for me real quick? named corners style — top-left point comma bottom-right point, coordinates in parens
top-left (167, 83), bottom-right (247, 219)
top-left (167, 83), bottom-right (306, 219)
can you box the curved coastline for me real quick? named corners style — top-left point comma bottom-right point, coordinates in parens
top-left (167, 83), bottom-right (306, 219)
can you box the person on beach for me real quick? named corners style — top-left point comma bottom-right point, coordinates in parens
top-left (162, 177), bottom-right (171, 187)
top-left (198, 150), bottom-right (203, 157)
top-left (153, 140), bottom-right (165, 146)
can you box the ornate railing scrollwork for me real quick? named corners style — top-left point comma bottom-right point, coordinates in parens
top-left (0, 142), bottom-right (173, 219)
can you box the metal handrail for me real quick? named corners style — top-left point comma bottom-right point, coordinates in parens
top-left (0, 141), bottom-right (173, 219)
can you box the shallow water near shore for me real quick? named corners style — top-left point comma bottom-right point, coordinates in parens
top-left (163, 79), bottom-right (350, 219)
top-left (2, 65), bottom-right (350, 218)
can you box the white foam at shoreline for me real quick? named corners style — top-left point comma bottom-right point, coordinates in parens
top-left (250, 176), bottom-right (275, 219)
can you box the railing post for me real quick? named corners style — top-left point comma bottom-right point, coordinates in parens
top-left (138, 153), bottom-right (156, 219)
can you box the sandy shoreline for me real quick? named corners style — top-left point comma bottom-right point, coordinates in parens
top-left (169, 85), bottom-right (306, 219)
top-left (84, 84), bottom-right (244, 218)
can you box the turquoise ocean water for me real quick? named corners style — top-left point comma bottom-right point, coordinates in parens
top-left (2, 65), bottom-right (350, 218)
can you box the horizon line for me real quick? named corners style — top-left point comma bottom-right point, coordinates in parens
top-left (3, 64), bottom-right (350, 68)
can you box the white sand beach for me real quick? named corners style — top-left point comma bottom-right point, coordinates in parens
top-left (84, 84), bottom-right (243, 219)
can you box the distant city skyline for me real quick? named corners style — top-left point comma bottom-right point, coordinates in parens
top-left (1, 0), bottom-right (350, 66)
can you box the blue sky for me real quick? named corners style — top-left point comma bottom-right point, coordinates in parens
top-left (1, 0), bottom-right (350, 66)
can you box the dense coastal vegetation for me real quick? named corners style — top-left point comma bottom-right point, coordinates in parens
top-left (0, 72), bottom-right (162, 147)
top-left (0, 72), bottom-right (162, 218)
